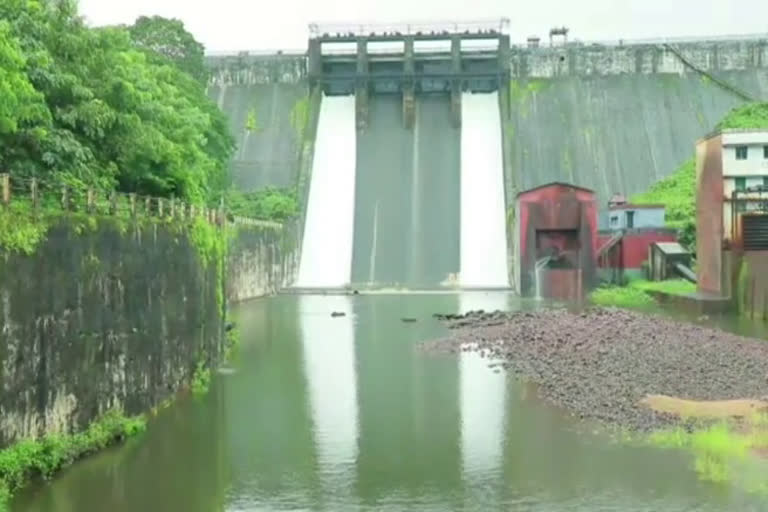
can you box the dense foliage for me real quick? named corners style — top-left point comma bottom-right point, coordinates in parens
top-left (0, 0), bottom-right (233, 203)
top-left (227, 187), bottom-right (299, 221)
top-left (129, 15), bottom-right (207, 83)
top-left (632, 158), bottom-right (696, 248)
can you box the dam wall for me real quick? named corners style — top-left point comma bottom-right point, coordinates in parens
top-left (207, 38), bottom-right (768, 200)
top-left (206, 54), bottom-right (309, 190)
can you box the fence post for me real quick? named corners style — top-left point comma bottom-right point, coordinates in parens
top-left (86, 188), bottom-right (94, 213)
top-left (144, 197), bottom-right (151, 216)
top-left (61, 185), bottom-right (69, 211)
top-left (158, 198), bottom-right (164, 217)
top-left (30, 178), bottom-right (38, 210)
top-left (0, 174), bottom-right (10, 206)
top-left (129, 193), bottom-right (136, 217)
top-left (190, 204), bottom-right (196, 218)
top-left (109, 192), bottom-right (117, 215)
top-left (0, 174), bottom-right (8, 206)
top-left (169, 197), bottom-right (175, 219)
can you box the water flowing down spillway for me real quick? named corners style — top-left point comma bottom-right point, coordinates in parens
top-left (459, 92), bottom-right (509, 288)
top-left (297, 95), bottom-right (357, 288)
top-left (351, 95), bottom-right (461, 288)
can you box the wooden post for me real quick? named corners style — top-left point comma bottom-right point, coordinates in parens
top-left (129, 193), bottom-right (136, 217)
top-left (0, 174), bottom-right (8, 206)
top-left (86, 188), bottom-right (94, 213)
top-left (158, 198), bottom-right (164, 217)
top-left (30, 178), bottom-right (38, 210)
top-left (144, 197), bottom-right (151, 215)
top-left (61, 186), bottom-right (69, 211)
top-left (178, 202), bottom-right (185, 220)
top-left (190, 205), bottom-right (196, 218)
top-left (109, 192), bottom-right (117, 215)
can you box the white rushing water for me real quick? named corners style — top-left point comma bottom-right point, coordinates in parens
top-left (459, 292), bottom-right (508, 482)
top-left (296, 95), bottom-right (357, 288)
top-left (299, 296), bottom-right (359, 486)
top-left (459, 92), bottom-right (509, 288)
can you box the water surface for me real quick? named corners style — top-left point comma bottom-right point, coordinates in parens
top-left (15, 293), bottom-right (768, 511)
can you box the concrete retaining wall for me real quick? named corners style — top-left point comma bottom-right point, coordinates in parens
top-left (226, 223), bottom-right (299, 302)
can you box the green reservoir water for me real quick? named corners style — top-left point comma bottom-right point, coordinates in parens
top-left (14, 293), bottom-right (768, 511)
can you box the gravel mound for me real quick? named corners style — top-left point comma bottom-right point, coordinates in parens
top-left (424, 308), bottom-right (768, 431)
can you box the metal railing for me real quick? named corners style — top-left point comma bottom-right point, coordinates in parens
top-left (309, 18), bottom-right (510, 38)
top-left (0, 174), bottom-right (281, 230)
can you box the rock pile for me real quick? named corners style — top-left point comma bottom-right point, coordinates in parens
top-left (424, 308), bottom-right (768, 431)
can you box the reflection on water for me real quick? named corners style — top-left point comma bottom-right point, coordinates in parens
top-left (300, 296), bottom-right (358, 490)
top-left (14, 293), bottom-right (768, 512)
top-left (459, 293), bottom-right (507, 488)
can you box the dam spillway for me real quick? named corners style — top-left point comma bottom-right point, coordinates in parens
top-left (295, 21), bottom-right (513, 290)
top-left (352, 95), bottom-right (461, 288)
top-left (296, 95), bottom-right (357, 288)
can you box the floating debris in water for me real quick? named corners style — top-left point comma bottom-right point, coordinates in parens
top-left (331, 311), bottom-right (346, 318)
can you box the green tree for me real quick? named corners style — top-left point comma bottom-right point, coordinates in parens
top-left (0, 0), bottom-right (234, 202)
top-left (129, 16), bottom-right (207, 83)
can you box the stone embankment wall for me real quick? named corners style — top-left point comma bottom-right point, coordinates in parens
top-left (0, 219), bottom-right (223, 447)
top-left (0, 211), bottom-right (298, 447)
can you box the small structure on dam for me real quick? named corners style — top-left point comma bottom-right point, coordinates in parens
top-left (307, 19), bottom-right (511, 127)
top-left (514, 183), bottom-right (598, 300)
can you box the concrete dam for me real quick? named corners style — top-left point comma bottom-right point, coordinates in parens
top-left (206, 23), bottom-right (768, 290)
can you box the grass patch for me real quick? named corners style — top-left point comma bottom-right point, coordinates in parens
top-left (591, 279), bottom-right (696, 308)
top-left (648, 414), bottom-right (768, 492)
top-left (631, 279), bottom-right (696, 295)
top-left (591, 285), bottom-right (656, 308)
top-left (0, 409), bottom-right (146, 511)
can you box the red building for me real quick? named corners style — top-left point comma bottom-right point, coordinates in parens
top-left (514, 183), bottom-right (598, 300)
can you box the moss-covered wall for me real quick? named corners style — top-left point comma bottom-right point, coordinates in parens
top-left (0, 218), bottom-right (224, 447)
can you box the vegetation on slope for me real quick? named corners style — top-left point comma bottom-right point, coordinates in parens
top-left (716, 102), bottom-right (768, 130)
top-left (632, 158), bottom-right (696, 248)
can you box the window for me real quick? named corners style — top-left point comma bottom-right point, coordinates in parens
top-left (736, 146), bottom-right (748, 160)
top-left (735, 177), bottom-right (746, 191)
top-left (626, 211), bottom-right (635, 229)
top-left (764, 176), bottom-right (768, 188)
top-left (610, 215), bottom-right (618, 227)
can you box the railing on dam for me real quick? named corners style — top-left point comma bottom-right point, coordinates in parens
top-left (309, 19), bottom-right (510, 40)
top-left (0, 174), bottom-right (280, 230)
